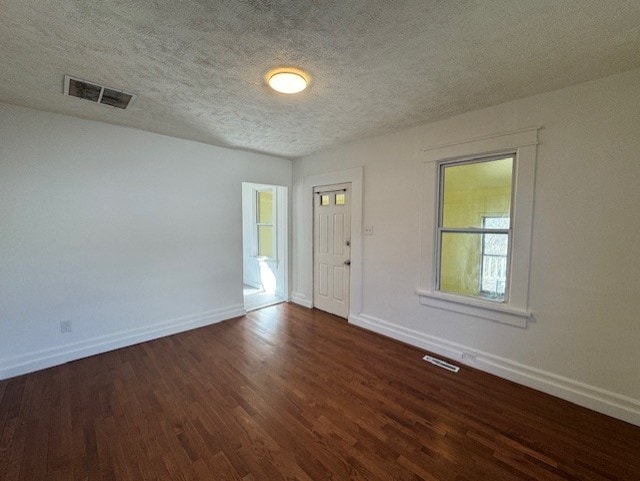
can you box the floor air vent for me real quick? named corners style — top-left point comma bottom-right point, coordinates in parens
top-left (423, 355), bottom-right (460, 373)
top-left (64, 75), bottom-right (136, 110)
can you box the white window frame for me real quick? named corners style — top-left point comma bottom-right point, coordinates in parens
top-left (435, 154), bottom-right (515, 303)
top-left (417, 127), bottom-right (539, 328)
top-left (254, 188), bottom-right (277, 261)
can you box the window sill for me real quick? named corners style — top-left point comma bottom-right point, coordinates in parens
top-left (415, 289), bottom-right (529, 328)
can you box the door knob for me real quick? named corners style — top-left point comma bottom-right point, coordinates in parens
top-left (344, 260), bottom-right (351, 266)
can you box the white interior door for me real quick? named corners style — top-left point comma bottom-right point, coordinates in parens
top-left (314, 183), bottom-right (351, 318)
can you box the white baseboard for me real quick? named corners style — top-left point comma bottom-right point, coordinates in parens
top-left (0, 304), bottom-right (246, 381)
top-left (291, 291), bottom-right (313, 308)
top-left (349, 313), bottom-right (640, 427)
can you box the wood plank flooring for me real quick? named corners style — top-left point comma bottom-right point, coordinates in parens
top-left (1, 303), bottom-right (639, 480)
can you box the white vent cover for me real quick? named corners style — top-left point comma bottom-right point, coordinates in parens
top-left (423, 355), bottom-right (460, 373)
top-left (63, 75), bottom-right (137, 110)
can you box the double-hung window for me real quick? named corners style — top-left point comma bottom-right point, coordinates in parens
top-left (418, 128), bottom-right (538, 327)
top-left (437, 155), bottom-right (513, 302)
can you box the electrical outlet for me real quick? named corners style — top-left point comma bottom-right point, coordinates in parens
top-left (60, 320), bottom-right (72, 333)
top-left (364, 225), bottom-right (374, 235)
top-left (461, 351), bottom-right (476, 364)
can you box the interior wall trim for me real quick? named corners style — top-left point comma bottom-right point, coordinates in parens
top-left (349, 312), bottom-right (640, 427)
top-left (0, 304), bottom-right (246, 381)
top-left (291, 292), bottom-right (313, 309)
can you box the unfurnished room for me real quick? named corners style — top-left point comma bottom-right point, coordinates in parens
top-left (1, 1), bottom-right (640, 480)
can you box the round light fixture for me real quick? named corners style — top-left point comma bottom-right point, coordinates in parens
top-left (267, 69), bottom-right (309, 94)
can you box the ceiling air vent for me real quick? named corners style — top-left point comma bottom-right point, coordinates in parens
top-left (63, 75), bottom-right (137, 110)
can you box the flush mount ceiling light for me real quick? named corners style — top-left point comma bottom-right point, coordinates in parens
top-left (267, 68), bottom-right (309, 94)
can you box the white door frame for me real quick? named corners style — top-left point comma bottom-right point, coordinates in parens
top-left (296, 167), bottom-right (363, 319)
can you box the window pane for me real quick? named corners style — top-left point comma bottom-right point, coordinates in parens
top-left (481, 253), bottom-right (508, 299)
top-left (335, 193), bottom-right (345, 205)
top-left (320, 194), bottom-right (330, 206)
top-left (483, 232), bottom-right (508, 256)
top-left (257, 191), bottom-right (273, 224)
top-left (440, 232), bottom-right (483, 297)
top-left (257, 225), bottom-right (274, 258)
top-left (483, 216), bottom-right (509, 229)
top-left (439, 232), bottom-right (507, 302)
top-left (481, 227), bottom-right (508, 300)
top-left (441, 157), bottom-right (513, 228)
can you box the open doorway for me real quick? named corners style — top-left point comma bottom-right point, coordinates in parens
top-left (242, 182), bottom-right (288, 311)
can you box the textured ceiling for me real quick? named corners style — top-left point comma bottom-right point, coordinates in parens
top-left (1, 1), bottom-right (640, 158)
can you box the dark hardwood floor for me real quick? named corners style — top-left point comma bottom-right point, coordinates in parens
top-left (1, 303), bottom-right (639, 480)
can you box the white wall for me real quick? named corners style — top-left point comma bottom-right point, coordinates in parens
top-left (0, 103), bottom-right (291, 379)
top-left (292, 68), bottom-right (640, 425)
